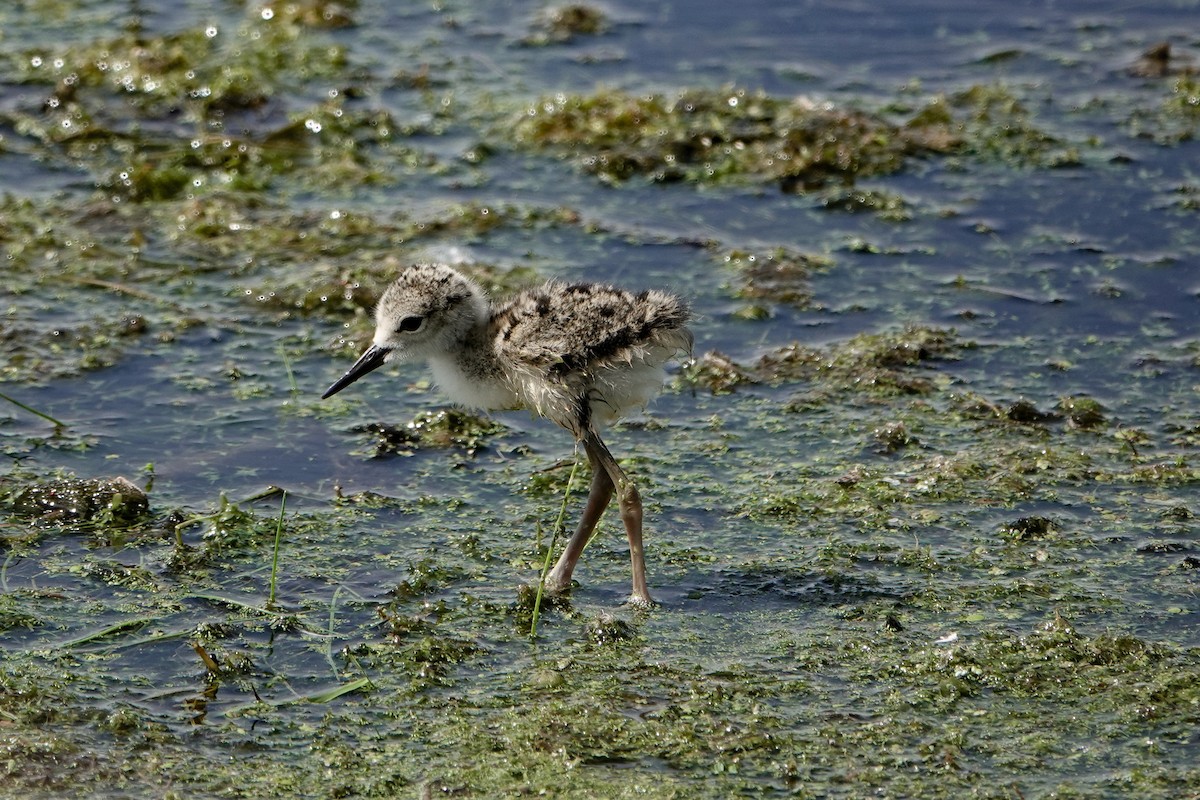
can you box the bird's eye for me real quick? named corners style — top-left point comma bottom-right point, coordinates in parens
top-left (396, 316), bottom-right (424, 333)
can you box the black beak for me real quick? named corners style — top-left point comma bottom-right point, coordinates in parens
top-left (322, 344), bottom-right (391, 399)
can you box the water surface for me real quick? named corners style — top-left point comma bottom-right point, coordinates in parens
top-left (1, 1), bottom-right (1198, 797)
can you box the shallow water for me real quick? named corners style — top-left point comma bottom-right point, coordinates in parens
top-left (2, 1), bottom-right (1199, 797)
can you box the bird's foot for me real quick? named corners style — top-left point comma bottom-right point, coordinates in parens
top-left (624, 591), bottom-right (658, 610)
top-left (541, 569), bottom-right (573, 597)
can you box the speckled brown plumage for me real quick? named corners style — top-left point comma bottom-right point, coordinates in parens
top-left (490, 279), bottom-right (692, 434)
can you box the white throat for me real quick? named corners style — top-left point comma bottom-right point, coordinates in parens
top-left (427, 352), bottom-right (518, 412)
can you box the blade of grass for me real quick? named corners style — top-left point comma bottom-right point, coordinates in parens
top-left (323, 584), bottom-right (368, 676)
top-left (303, 676), bottom-right (372, 703)
top-left (56, 616), bottom-right (156, 649)
top-left (530, 446), bottom-right (580, 639)
top-left (224, 676), bottom-right (373, 714)
top-left (279, 344), bottom-right (299, 397)
top-left (187, 592), bottom-right (277, 616)
top-left (103, 628), bottom-right (196, 651)
top-left (62, 275), bottom-right (186, 309)
top-left (0, 390), bottom-right (67, 428)
top-left (267, 490), bottom-right (287, 610)
top-left (0, 550), bottom-right (15, 592)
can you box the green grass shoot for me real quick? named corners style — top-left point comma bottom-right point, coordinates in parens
top-left (529, 448), bottom-right (580, 638)
top-left (279, 344), bottom-right (299, 397)
top-left (0, 390), bottom-right (67, 428)
top-left (268, 490), bottom-right (288, 610)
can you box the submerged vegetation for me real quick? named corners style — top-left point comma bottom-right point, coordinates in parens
top-left (1, 1), bottom-right (1199, 798)
top-left (687, 325), bottom-right (961, 396)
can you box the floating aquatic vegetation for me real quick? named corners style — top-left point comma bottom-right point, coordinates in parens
top-left (1000, 515), bottom-right (1058, 542)
top-left (6, 475), bottom-right (149, 526)
top-left (526, 4), bottom-right (609, 46)
top-left (685, 327), bottom-right (961, 396)
top-left (513, 87), bottom-right (932, 191)
top-left (1128, 73), bottom-right (1200, 143)
top-left (820, 186), bottom-right (914, 221)
top-left (0, 315), bottom-right (156, 383)
top-left (513, 83), bottom-right (1081, 191)
top-left (259, 0), bottom-right (359, 29)
top-left (347, 410), bottom-right (507, 459)
top-left (1057, 394), bottom-right (1107, 429)
top-left (8, 17), bottom-right (347, 126)
top-left (906, 84), bottom-right (1082, 167)
top-left (720, 247), bottom-right (832, 310)
top-left (954, 393), bottom-right (1063, 426)
top-left (873, 420), bottom-right (917, 453)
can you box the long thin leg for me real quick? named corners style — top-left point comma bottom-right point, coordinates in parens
top-left (581, 430), bottom-right (654, 607)
top-left (543, 448), bottom-right (613, 595)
